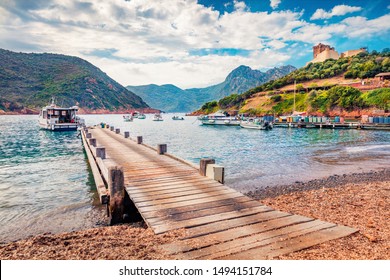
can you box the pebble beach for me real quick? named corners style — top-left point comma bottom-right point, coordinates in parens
top-left (1, 169), bottom-right (389, 260)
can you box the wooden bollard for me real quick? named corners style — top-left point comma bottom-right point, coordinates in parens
top-left (107, 166), bottom-right (124, 225)
top-left (110, 126), bottom-right (114, 131)
top-left (89, 138), bottom-right (97, 147)
top-left (96, 147), bottom-right (106, 159)
top-left (157, 144), bottom-right (167, 155)
top-left (137, 136), bottom-right (143, 144)
top-left (106, 124), bottom-right (110, 129)
top-left (86, 132), bottom-right (92, 139)
top-left (200, 158), bottom-right (215, 176)
top-left (115, 128), bottom-right (120, 134)
top-left (124, 131), bottom-right (130, 138)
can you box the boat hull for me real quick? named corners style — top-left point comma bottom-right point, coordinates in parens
top-left (39, 122), bottom-right (79, 131)
top-left (240, 123), bottom-right (272, 130)
top-left (201, 119), bottom-right (240, 126)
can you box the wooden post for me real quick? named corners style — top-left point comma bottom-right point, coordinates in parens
top-left (108, 166), bottom-right (124, 225)
top-left (157, 144), bottom-right (167, 155)
top-left (115, 128), bottom-right (120, 134)
top-left (137, 136), bottom-right (143, 144)
top-left (110, 126), bottom-right (114, 131)
top-left (96, 147), bottom-right (106, 159)
top-left (89, 138), bottom-right (97, 147)
top-left (124, 131), bottom-right (130, 138)
top-left (200, 158), bottom-right (215, 176)
top-left (86, 132), bottom-right (92, 139)
top-left (106, 124), bottom-right (110, 129)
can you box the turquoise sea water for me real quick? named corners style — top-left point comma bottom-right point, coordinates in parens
top-left (1, 114), bottom-right (390, 242)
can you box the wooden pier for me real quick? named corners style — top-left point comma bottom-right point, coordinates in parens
top-left (81, 125), bottom-right (357, 259)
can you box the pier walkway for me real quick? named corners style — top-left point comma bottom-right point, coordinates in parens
top-left (82, 126), bottom-right (357, 260)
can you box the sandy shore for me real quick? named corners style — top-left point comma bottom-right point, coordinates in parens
top-left (1, 170), bottom-right (389, 260)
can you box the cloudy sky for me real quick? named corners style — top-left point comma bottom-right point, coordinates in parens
top-left (0, 0), bottom-right (389, 88)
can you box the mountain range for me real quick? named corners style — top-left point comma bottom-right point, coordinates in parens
top-left (127, 65), bottom-right (296, 112)
top-left (0, 49), bottom-right (149, 113)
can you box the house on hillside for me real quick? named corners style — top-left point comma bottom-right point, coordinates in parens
top-left (307, 43), bottom-right (367, 65)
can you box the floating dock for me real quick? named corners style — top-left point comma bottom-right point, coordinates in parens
top-left (81, 125), bottom-right (357, 259)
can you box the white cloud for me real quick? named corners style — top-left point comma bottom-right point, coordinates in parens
top-left (311, 5), bottom-right (362, 20)
top-left (270, 0), bottom-right (281, 9)
top-left (0, 0), bottom-right (388, 88)
top-left (233, 0), bottom-right (247, 12)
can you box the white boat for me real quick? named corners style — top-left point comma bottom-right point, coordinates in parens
top-left (153, 113), bottom-right (163, 121)
top-left (172, 115), bottom-right (184, 120)
top-left (38, 99), bottom-right (84, 131)
top-left (200, 111), bottom-right (240, 126)
top-left (137, 113), bottom-right (146, 119)
top-left (132, 111), bottom-right (140, 118)
top-left (240, 118), bottom-right (273, 130)
top-left (123, 115), bottom-right (133, 122)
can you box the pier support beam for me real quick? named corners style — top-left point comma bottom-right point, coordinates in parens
top-left (200, 158), bottom-right (215, 176)
top-left (157, 144), bottom-right (167, 155)
top-left (137, 136), bottom-right (143, 144)
top-left (89, 138), bottom-right (97, 147)
top-left (96, 147), bottom-right (106, 159)
top-left (108, 166), bottom-right (125, 225)
top-left (124, 131), bottom-right (130, 138)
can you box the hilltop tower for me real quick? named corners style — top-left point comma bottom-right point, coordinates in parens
top-left (313, 43), bottom-right (335, 58)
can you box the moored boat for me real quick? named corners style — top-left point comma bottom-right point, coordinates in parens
top-left (172, 115), bottom-right (184, 120)
top-left (38, 99), bottom-right (84, 131)
top-left (153, 113), bottom-right (163, 121)
top-left (137, 113), bottom-right (146, 119)
top-left (199, 111), bottom-right (240, 126)
top-left (240, 118), bottom-right (273, 130)
top-left (123, 115), bottom-right (133, 122)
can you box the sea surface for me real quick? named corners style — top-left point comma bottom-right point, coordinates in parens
top-left (1, 114), bottom-right (390, 243)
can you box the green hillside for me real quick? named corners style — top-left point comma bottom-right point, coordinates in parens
top-left (199, 49), bottom-right (390, 116)
top-left (0, 49), bottom-right (149, 113)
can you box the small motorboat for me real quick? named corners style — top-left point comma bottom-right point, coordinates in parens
top-left (240, 118), bottom-right (273, 130)
top-left (172, 115), bottom-right (184, 120)
top-left (153, 113), bottom-right (163, 121)
top-left (123, 115), bottom-right (133, 122)
top-left (137, 113), bottom-right (146, 119)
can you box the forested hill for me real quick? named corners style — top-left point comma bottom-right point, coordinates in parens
top-left (0, 49), bottom-right (149, 113)
top-left (198, 49), bottom-right (390, 116)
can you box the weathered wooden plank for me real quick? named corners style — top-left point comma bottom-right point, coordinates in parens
top-left (152, 205), bottom-right (273, 234)
top-left (181, 210), bottom-right (291, 239)
top-left (216, 225), bottom-right (357, 260)
top-left (148, 199), bottom-right (262, 225)
top-left (81, 130), bottom-right (107, 204)
top-left (160, 215), bottom-right (313, 255)
top-left (180, 220), bottom-right (334, 260)
top-left (136, 192), bottom-right (245, 213)
top-left (140, 196), bottom-right (255, 220)
top-left (127, 177), bottom-right (218, 189)
top-left (129, 185), bottom-right (230, 202)
top-left (126, 182), bottom-right (224, 197)
top-left (134, 188), bottom-right (238, 207)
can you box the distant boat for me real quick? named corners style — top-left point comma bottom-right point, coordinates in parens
top-left (38, 98), bottom-right (84, 131)
top-left (123, 115), bottom-right (133, 122)
top-left (199, 110), bottom-right (240, 126)
top-left (137, 113), bottom-right (146, 119)
top-left (153, 113), bottom-right (163, 121)
top-left (240, 118), bottom-right (273, 130)
top-left (172, 115), bottom-right (184, 120)
top-left (132, 111), bottom-right (140, 118)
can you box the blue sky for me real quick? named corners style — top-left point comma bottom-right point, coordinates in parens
top-left (0, 0), bottom-right (389, 88)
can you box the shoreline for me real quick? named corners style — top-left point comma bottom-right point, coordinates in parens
top-left (1, 169), bottom-right (389, 259)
